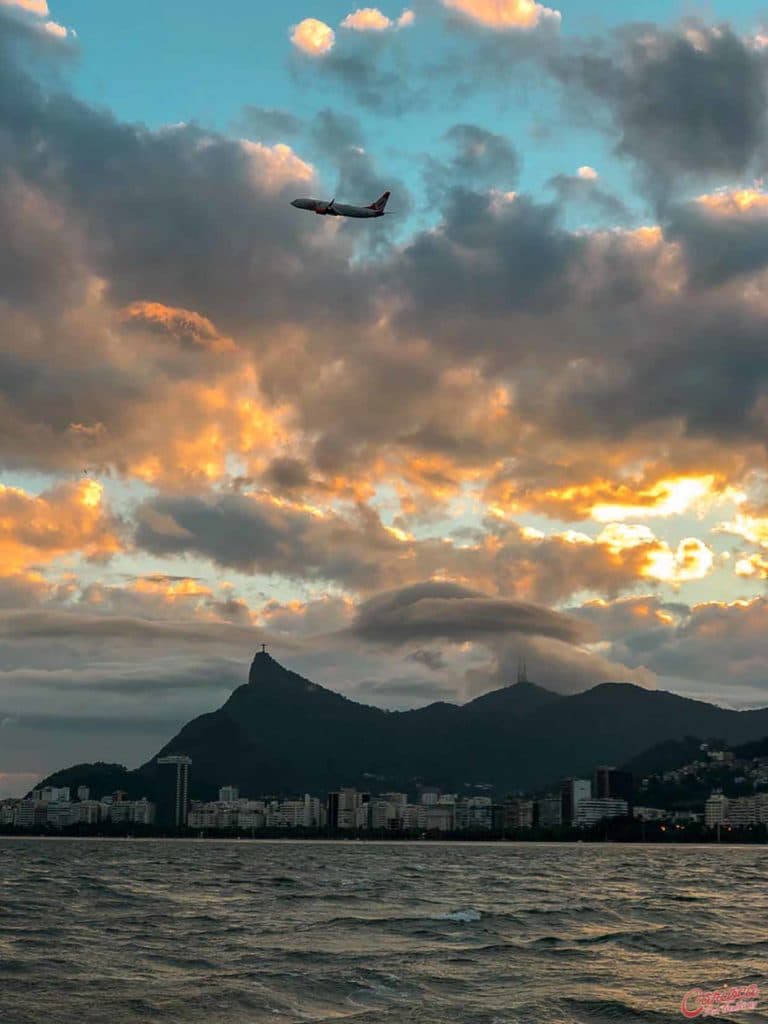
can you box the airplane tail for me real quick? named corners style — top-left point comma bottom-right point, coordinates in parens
top-left (368, 190), bottom-right (390, 212)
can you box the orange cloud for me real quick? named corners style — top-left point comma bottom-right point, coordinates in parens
top-left (0, 0), bottom-right (48, 14)
top-left (440, 0), bottom-right (561, 31)
top-left (240, 140), bottom-right (314, 190)
top-left (131, 576), bottom-right (213, 600)
top-left (42, 19), bottom-right (68, 38)
top-left (510, 473), bottom-right (736, 522)
top-left (120, 302), bottom-right (236, 353)
top-left (290, 17), bottom-right (336, 54)
top-left (695, 189), bottom-right (768, 216)
top-left (596, 523), bottom-right (714, 584)
top-left (734, 553), bottom-right (768, 578)
top-left (716, 511), bottom-right (768, 548)
top-left (341, 7), bottom-right (414, 30)
top-left (0, 480), bottom-right (122, 574)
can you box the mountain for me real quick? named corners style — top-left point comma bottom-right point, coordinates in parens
top-left (36, 653), bottom-right (768, 800)
top-left (463, 679), bottom-right (561, 717)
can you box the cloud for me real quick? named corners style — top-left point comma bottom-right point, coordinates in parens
top-left (134, 490), bottom-right (407, 589)
top-left (120, 302), bottom-right (236, 353)
top-left (427, 124), bottom-right (520, 193)
top-left (584, 595), bottom-right (768, 706)
top-left (441, 0), bottom-right (560, 32)
top-left (554, 23), bottom-right (768, 196)
top-left (664, 189), bottom-right (768, 286)
top-left (341, 7), bottom-right (414, 31)
top-left (235, 106), bottom-right (303, 142)
top-left (0, 480), bottom-right (122, 574)
top-left (0, 0), bottom-right (73, 41)
top-left (546, 168), bottom-right (630, 222)
top-left (0, 0), bottom-right (48, 13)
top-left (350, 580), bottom-right (590, 645)
top-left (290, 17), bottom-right (336, 55)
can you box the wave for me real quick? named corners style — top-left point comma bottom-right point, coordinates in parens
top-left (432, 908), bottom-right (482, 923)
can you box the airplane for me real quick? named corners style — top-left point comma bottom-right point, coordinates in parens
top-left (291, 190), bottom-right (391, 219)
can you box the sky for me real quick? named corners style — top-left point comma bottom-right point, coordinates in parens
top-left (5, 0), bottom-right (768, 794)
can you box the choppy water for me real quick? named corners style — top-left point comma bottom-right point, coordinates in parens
top-left (0, 840), bottom-right (766, 1023)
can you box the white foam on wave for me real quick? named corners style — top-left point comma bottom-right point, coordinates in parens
top-left (433, 907), bottom-right (482, 923)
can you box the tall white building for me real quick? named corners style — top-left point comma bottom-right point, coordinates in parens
top-left (705, 792), bottom-right (729, 827)
top-left (46, 803), bottom-right (77, 829)
top-left (573, 798), bottom-right (628, 827)
top-left (402, 804), bottom-right (427, 830)
top-left (40, 786), bottom-right (70, 804)
top-left (561, 778), bottom-right (592, 824)
top-left (14, 802), bottom-right (47, 827)
top-left (157, 754), bottom-right (192, 827)
top-left (425, 805), bottom-right (455, 832)
top-left (329, 788), bottom-right (369, 829)
top-left (455, 796), bottom-right (492, 831)
top-left (77, 800), bottom-right (102, 824)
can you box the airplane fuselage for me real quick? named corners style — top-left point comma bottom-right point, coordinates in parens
top-left (291, 198), bottom-right (384, 218)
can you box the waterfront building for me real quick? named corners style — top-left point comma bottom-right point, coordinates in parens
top-left (238, 808), bottom-right (266, 830)
top-left (425, 804), bottom-right (455, 832)
top-left (705, 792), bottom-right (729, 827)
top-left (561, 778), bottom-right (592, 824)
top-left (633, 806), bottom-right (668, 821)
top-left (455, 796), bottom-right (493, 831)
top-left (369, 798), bottom-right (401, 829)
top-left (573, 798), bottom-right (628, 826)
top-left (157, 755), bottom-right (192, 827)
top-left (130, 799), bottom-right (156, 825)
top-left (46, 802), bottom-right (77, 829)
top-left (536, 795), bottom-right (562, 828)
top-left (77, 800), bottom-right (103, 824)
top-left (14, 801), bottom-right (47, 828)
top-left (499, 797), bottom-right (534, 830)
top-left (0, 800), bottom-right (18, 825)
top-left (327, 788), bottom-right (369, 829)
top-left (594, 767), bottom-right (634, 808)
top-left (402, 803), bottom-right (427, 830)
top-left (40, 786), bottom-right (70, 804)
top-left (108, 802), bottom-right (132, 824)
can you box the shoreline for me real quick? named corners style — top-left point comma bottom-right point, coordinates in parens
top-left (1, 834), bottom-right (767, 847)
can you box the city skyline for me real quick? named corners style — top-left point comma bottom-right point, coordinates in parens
top-left (8, 0), bottom-right (768, 799)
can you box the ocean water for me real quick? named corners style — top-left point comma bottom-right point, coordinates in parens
top-left (0, 840), bottom-right (765, 1024)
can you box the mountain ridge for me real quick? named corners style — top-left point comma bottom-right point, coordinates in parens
top-left (35, 652), bottom-right (768, 800)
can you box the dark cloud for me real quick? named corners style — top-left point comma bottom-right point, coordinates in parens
top-left (547, 171), bottom-right (630, 223)
top-left (0, 609), bottom-right (262, 648)
top-left (426, 123), bottom-right (519, 193)
top-left (407, 648), bottom-right (448, 672)
top-left (0, 12), bottom-right (370, 334)
top-left (554, 23), bottom-right (768, 196)
top-left (664, 199), bottom-right (768, 286)
top-left (291, 32), bottom-right (421, 114)
top-left (262, 456), bottom-right (313, 491)
top-left (134, 491), bottom-right (403, 589)
top-left (350, 580), bottom-right (590, 645)
top-left (308, 108), bottom-right (396, 205)
top-left (389, 188), bottom-right (580, 342)
top-left (0, 659), bottom-right (243, 696)
top-left (566, 596), bottom-right (768, 706)
top-left (236, 105), bottom-right (303, 141)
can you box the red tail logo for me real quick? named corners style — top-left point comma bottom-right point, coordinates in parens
top-left (369, 191), bottom-right (390, 211)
